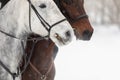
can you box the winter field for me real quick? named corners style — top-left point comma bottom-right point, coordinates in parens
top-left (55, 24), bottom-right (120, 80)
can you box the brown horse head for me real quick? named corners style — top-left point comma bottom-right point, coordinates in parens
top-left (54, 0), bottom-right (94, 40)
top-left (22, 0), bottom-right (94, 80)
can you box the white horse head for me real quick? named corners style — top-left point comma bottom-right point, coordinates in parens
top-left (0, 0), bottom-right (74, 46)
top-left (0, 0), bottom-right (74, 80)
top-left (28, 0), bottom-right (75, 46)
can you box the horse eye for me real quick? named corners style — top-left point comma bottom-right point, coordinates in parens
top-left (39, 4), bottom-right (46, 8)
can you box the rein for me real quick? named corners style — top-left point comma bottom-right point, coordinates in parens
top-left (28, 0), bottom-right (67, 37)
top-left (29, 60), bottom-right (54, 80)
top-left (0, 29), bottom-right (46, 80)
top-left (0, 0), bottom-right (67, 80)
top-left (54, 0), bottom-right (88, 23)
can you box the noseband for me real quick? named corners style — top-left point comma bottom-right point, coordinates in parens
top-left (54, 0), bottom-right (88, 23)
top-left (71, 14), bottom-right (88, 22)
top-left (28, 0), bottom-right (67, 37)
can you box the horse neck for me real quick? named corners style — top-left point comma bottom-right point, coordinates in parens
top-left (0, 0), bottom-right (30, 38)
top-left (31, 40), bottom-right (55, 69)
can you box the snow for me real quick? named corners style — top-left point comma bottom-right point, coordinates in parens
top-left (55, 25), bottom-right (120, 80)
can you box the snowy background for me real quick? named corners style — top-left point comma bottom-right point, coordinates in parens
top-left (55, 25), bottom-right (120, 80)
top-left (54, 0), bottom-right (120, 80)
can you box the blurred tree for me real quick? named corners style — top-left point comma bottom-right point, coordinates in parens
top-left (112, 0), bottom-right (120, 25)
top-left (85, 0), bottom-right (120, 26)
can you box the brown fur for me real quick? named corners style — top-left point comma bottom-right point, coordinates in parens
top-left (22, 0), bottom-right (94, 80)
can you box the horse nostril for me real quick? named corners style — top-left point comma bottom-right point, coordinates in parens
top-left (65, 31), bottom-right (71, 38)
top-left (82, 30), bottom-right (93, 40)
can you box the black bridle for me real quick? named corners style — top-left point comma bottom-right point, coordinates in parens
top-left (0, 0), bottom-right (67, 80)
top-left (54, 0), bottom-right (88, 23)
top-left (28, 0), bottom-right (67, 37)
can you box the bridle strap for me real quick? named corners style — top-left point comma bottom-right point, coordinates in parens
top-left (0, 29), bottom-right (21, 40)
top-left (29, 0), bottom-right (32, 31)
top-left (0, 0), bottom-right (67, 79)
top-left (75, 14), bottom-right (88, 20)
top-left (0, 37), bottom-right (23, 80)
top-left (0, 36), bottom-right (41, 80)
top-left (0, 60), bottom-right (19, 80)
top-left (20, 39), bottom-right (37, 74)
top-left (0, 30), bottom-right (46, 80)
top-left (71, 14), bottom-right (88, 22)
top-left (28, 0), bottom-right (50, 32)
top-left (51, 18), bottom-right (66, 27)
top-left (0, 29), bottom-right (23, 80)
top-left (27, 0), bottom-right (67, 37)
top-left (54, 0), bottom-right (88, 23)
top-left (0, 29), bottom-right (21, 80)
top-left (29, 59), bottom-right (54, 80)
